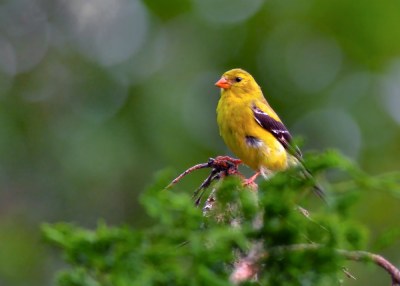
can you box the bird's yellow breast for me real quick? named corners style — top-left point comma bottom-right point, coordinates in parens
top-left (217, 91), bottom-right (288, 173)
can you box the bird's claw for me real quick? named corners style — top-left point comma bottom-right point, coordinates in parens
top-left (242, 171), bottom-right (260, 190)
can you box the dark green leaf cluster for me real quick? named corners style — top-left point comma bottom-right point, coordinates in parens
top-left (43, 151), bottom-right (397, 286)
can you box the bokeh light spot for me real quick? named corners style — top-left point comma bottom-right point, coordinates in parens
top-left (328, 72), bottom-right (372, 107)
top-left (182, 71), bottom-right (222, 150)
top-left (0, 36), bottom-right (16, 95)
top-left (286, 35), bottom-right (342, 93)
top-left (64, 0), bottom-right (149, 66)
top-left (381, 59), bottom-right (400, 125)
top-left (0, 36), bottom-right (16, 76)
top-left (293, 108), bottom-right (361, 159)
top-left (193, 0), bottom-right (263, 24)
top-left (0, 0), bottom-right (49, 73)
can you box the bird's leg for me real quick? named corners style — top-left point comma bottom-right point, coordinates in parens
top-left (243, 171), bottom-right (260, 188)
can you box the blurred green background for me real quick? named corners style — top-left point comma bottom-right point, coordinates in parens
top-left (0, 0), bottom-right (399, 285)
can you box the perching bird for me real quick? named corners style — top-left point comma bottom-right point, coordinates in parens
top-left (215, 68), bottom-right (324, 198)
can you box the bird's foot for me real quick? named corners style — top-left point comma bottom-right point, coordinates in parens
top-left (243, 172), bottom-right (260, 190)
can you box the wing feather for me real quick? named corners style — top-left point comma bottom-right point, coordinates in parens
top-left (252, 105), bottom-right (302, 160)
top-left (252, 104), bottom-right (325, 200)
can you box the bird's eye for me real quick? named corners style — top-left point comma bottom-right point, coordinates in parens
top-left (235, 77), bottom-right (243, 82)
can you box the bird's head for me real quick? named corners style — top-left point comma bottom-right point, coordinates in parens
top-left (215, 68), bottom-right (260, 96)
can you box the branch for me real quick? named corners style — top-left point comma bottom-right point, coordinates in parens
top-left (231, 243), bottom-right (400, 285)
top-left (166, 156), bottom-right (243, 206)
top-left (165, 162), bottom-right (211, 189)
top-left (337, 249), bottom-right (400, 286)
top-left (166, 156), bottom-right (242, 188)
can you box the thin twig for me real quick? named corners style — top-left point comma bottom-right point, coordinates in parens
top-left (342, 267), bottom-right (357, 280)
top-left (165, 162), bottom-right (211, 189)
top-left (271, 244), bottom-right (400, 285)
top-left (296, 206), bottom-right (329, 232)
top-left (337, 249), bottom-right (400, 286)
top-left (194, 170), bottom-right (220, 206)
top-left (231, 244), bottom-right (400, 284)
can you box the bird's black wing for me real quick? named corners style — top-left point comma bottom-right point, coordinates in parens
top-left (251, 105), bottom-right (302, 161)
top-left (252, 104), bottom-right (326, 201)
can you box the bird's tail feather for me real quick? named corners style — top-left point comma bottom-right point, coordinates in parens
top-left (301, 167), bottom-right (326, 202)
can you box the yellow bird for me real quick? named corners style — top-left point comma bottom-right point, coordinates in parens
top-left (215, 68), bottom-right (322, 197)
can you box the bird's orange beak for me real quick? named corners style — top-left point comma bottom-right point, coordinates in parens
top-left (215, 77), bottom-right (231, 89)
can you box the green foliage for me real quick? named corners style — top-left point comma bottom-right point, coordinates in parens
top-left (43, 151), bottom-right (399, 285)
